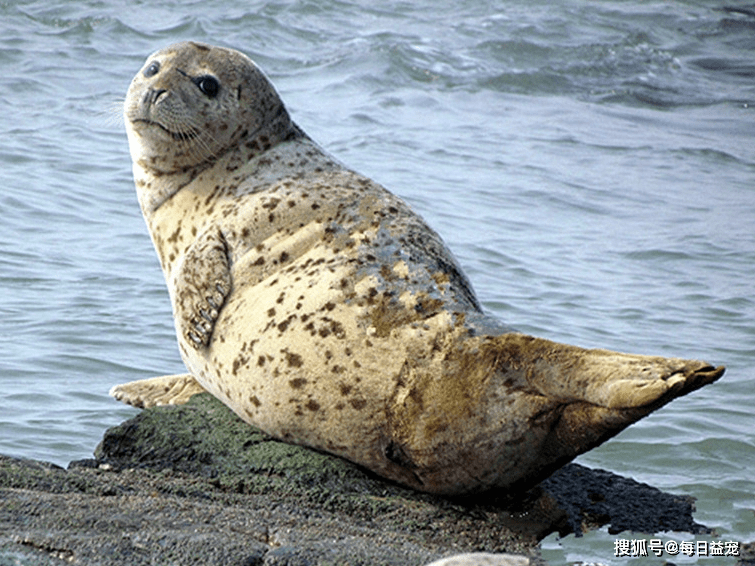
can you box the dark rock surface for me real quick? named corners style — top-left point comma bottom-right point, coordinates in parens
top-left (0, 394), bottom-right (716, 565)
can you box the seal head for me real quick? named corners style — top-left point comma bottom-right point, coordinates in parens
top-left (125, 41), bottom-right (297, 213)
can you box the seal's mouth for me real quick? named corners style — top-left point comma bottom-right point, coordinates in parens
top-left (132, 118), bottom-right (199, 142)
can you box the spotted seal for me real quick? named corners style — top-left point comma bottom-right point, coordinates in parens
top-left (112, 41), bottom-right (724, 495)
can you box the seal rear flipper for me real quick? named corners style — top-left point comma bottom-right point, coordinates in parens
top-left (110, 374), bottom-right (207, 408)
top-left (382, 332), bottom-right (724, 495)
top-left (504, 373), bottom-right (725, 493)
top-left (504, 334), bottom-right (725, 409)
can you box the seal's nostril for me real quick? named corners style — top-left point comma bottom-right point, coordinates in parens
top-left (143, 88), bottom-right (168, 107)
top-left (151, 89), bottom-right (167, 105)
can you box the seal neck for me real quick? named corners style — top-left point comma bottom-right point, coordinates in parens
top-left (133, 159), bottom-right (213, 218)
top-left (134, 111), bottom-right (304, 218)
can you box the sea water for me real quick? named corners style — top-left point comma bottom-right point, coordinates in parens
top-left (1, 1), bottom-right (753, 564)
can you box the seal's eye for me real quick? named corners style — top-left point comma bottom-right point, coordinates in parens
top-left (143, 61), bottom-right (160, 78)
top-left (194, 75), bottom-right (220, 98)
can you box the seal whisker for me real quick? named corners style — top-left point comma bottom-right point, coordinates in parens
top-left (174, 113), bottom-right (223, 164)
top-left (94, 97), bottom-right (127, 130)
top-left (191, 127), bottom-right (223, 162)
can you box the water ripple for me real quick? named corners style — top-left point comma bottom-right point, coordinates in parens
top-left (1, 0), bottom-right (753, 557)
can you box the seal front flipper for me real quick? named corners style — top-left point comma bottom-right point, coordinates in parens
top-left (173, 227), bottom-right (232, 349)
top-left (110, 374), bottom-right (207, 408)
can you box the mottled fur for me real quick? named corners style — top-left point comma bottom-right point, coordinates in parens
top-left (113, 42), bottom-right (724, 495)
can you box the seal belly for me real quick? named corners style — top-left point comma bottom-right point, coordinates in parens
top-left (186, 245), bottom-right (392, 458)
top-left (181, 230), bottom-right (470, 483)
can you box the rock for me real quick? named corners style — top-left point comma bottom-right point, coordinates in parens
top-left (0, 393), bottom-right (716, 565)
top-left (425, 553), bottom-right (531, 566)
top-left (738, 542), bottom-right (755, 566)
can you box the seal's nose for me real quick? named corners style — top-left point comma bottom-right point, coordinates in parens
top-left (143, 88), bottom-right (167, 107)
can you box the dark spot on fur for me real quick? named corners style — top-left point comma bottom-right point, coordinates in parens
top-left (384, 441), bottom-right (416, 469)
top-left (349, 398), bottom-right (367, 410)
top-left (249, 395), bottom-right (261, 407)
top-left (232, 354), bottom-right (249, 375)
top-left (167, 225), bottom-right (182, 243)
top-left (408, 387), bottom-right (424, 411)
top-left (305, 399), bottom-right (320, 412)
top-left (261, 198), bottom-right (279, 210)
top-left (289, 377), bottom-right (307, 389)
top-left (284, 350), bottom-right (303, 367)
top-left (331, 321), bottom-right (346, 339)
top-left (278, 314), bottom-right (296, 332)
